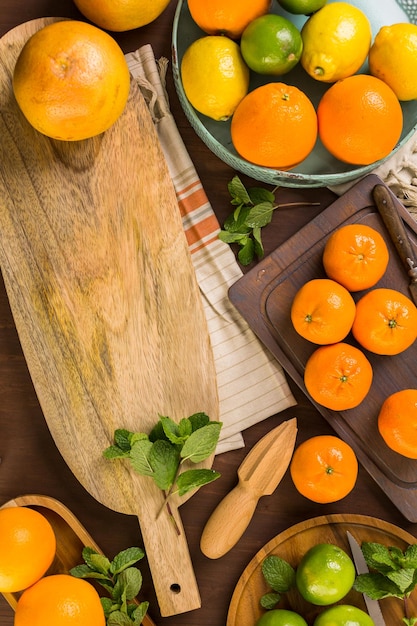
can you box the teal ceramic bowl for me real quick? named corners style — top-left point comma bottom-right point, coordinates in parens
top-left (172, 0), bottom-right (417, 188)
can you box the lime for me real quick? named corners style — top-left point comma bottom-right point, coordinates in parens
top-left (240, 14), bottom-right (303, 76)
top-left (181, 35), bottom-right (249, 121)
top-left (277, 0), bottom-right (327, 15)
top-left (301, 2), bottom-right (372, 82)
top-left (256, 609), bottom-right (308, 626)
top-left (313, 604), bottom-right (375, 625)
top-left (295, 543), bottom-right (355, 606)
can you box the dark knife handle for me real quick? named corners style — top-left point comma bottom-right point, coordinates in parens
top-left (373, 184), bottom-right (417, 282)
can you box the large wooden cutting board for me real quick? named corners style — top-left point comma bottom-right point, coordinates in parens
top-left (0, 18), bottom-right (219, 617)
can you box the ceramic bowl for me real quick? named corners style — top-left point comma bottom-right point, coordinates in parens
top-left (172, 0), bottom-right (417, 188)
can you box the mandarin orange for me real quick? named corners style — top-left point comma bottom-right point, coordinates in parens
top-left (352, 288), bottom-right (417, 355)
top-left (304, 342), bottom-right (373, 410)
top-left (322, 224), bottom-right (389, 291)
top-left (291, 278), bottom-right (356, 345)
top-left (290, 435), bottom-right (358, 503)
top-left (14, 574), bottom-right (105, 626)
top-left (0, 506), bottom-right (56, 593)
top-left (378, 389), bottom-right (417, 459)
top-left (230, 82), bottom-right (317, 169)
top-left (188, 0), bottom-right (271, 39)
top-left (13, 20), bottom-right (130, 141)
top-left (317, 74), bottom-right (403, 165)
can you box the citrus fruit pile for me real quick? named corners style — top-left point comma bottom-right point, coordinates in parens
top-left (256, 542), bottom-right (372, 625)
top-left (289, 221), bottom-right (417, 465)
top-left (181, 0), bottom-right (417, 169)
top-left (0, 505), bottom-right (105, 625)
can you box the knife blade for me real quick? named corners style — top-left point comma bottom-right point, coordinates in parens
top-left (373, 183), bottom-right (417, 305)
top-left (200, 418), bottom-right (297, 559)
top-left (347, 531), bottom-right (386, 626)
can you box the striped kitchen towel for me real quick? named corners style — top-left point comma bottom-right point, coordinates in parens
top-left (126, 45), bottom-right (296, 454)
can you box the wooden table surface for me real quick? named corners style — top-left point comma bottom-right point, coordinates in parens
top-left (1, 2), bottom-right (417, 625)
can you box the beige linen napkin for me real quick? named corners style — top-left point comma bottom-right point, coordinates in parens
top-left (125, 45), bottom-right (296, 454)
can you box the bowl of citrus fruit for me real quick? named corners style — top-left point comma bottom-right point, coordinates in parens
top-left (172, 0), bottom-right (417, 187)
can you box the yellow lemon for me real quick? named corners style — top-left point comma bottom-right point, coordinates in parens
top-left (181, 36), bottom-right (249, 121)
top-left (369, 23), bottom-right (417, 101)
top-left (72, 0), bottom-right (171, 32)
top-left (301, 2), bottom-right (372, 82)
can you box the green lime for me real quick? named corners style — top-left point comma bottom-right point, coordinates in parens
top-left (295, 543), bottom-right (355, 606)
top-left (313, 604), bottom-right (375, 625)
top-left (256, 609), bottom-right (308, 626)
top-left (240, 14), bottom-right (303, 76)
top-left (277, 0), bottom-right (328, 15)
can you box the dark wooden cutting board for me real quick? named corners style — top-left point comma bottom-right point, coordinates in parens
top-left (0, 18), bottom-right (219, 617)
top-left (229, 174), bottom-right (417, 522)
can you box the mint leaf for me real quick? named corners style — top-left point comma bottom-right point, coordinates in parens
top-left (252, 226), bottom-right (264, 261)
top-left (188, 412), bottom-right (210, 431)
top-left (113, 567), bottom-right (142, 602)
top-left (354, 572), bottom-right (402, 599)
top-left (111, 548), bottom-right (144, 575)
top-left (160, 415), bottom-right (185, 445)
top-left (149, 439), bottom-right (180, 490)
top-left (228, 175), bottom-right (251, 205)
top-left (248, 186), bottom-right (275, 205)
top-left (261, 555), bottom-right (295, 593)
top-left (129, 439), bottom-right (154, 477)
top-left (238, 237), bottom-right (255, 266)
top-left (176, 468), bottom-right (221, 496)
top-left (245, 202), bottom-right (274, 228)
top-left (260, 592), bottom-right (282, 610)
top-left (180, 422), bottom-right (222, 463)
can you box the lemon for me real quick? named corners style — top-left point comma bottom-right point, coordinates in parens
top-left (240, 14), bottom-right (303, 76)
top-left (277, 0), bottom-right (327, 15)
top-left (181, 36), bottom-right (249, 121)
top-left (369, 23), bottom-right (417, 101)
top-left (301, 2), bottom-right (372, 82)
top-left (296, 543), bottom-right (355, 606)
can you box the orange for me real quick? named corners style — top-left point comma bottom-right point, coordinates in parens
top-left (14, 574), bottom-right (105, 626)
top-left (378, 389), bottom-right (417, 459)
top-left (304, 342), bottom-right (373, 410)
top-left (72, 0), bottom-right (171, 31)
top-left (13, 20), bottom-right (130, 141)
top-left (322, 224), bottom-right (389, 291)
top-left (290, 278), bottom-right (356, 345)
top-left (188, 0), bottom-right (271, 39)
top-left (290, 435), bottom-right (358, 503)
top-left (317, 74), bottom-right (403, 165)
top-left (231, 82), bottom-right (317, 169)
top-left (352, 288), bottom-right (417, 355)
top-left (0, 506), bottom-right (56, 593)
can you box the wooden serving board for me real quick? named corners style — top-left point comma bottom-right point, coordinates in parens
top-left (0, 18), bottom-right (219, 617)
top-left (227, 514), bottom-right (417, 626)
top-left (1, 495), bottom-right (156, 626)
top-left (229, 174), bottom-right (417, 522)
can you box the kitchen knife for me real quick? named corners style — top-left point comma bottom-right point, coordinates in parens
top-left (347, 531), bottom-right (386, 626)
top-left (200, 418), bottom-right (297, 559)
top-left (373, 184), bottom-right (417, 305)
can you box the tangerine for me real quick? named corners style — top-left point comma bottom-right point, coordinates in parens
top-left (13, 20), bottom-right (130, 141)
top-left (230, 82), bottom-right (317, 169)
top-left (290, 278), bottom-right (356, 345)
top-left (317, 74), bottom-right (403, 165)
top-left (290, 435), bottom-right (358, 503)
top-left (378, 389), bottom-right (417, 459)
top-left (188, 0), bottom-right (271, 39)
top-left (304, 342), bottom-right (373, 410)
top-left (322, 224), bottom-right (389, 292)
top-left (14, 574), bottom-right (105, 626)
top-left (73, 0), bottom-right (171, 31)
top-left (0, 506), bottom-right (56, 593)
top-left (352, 288), bottom-right (417, 355)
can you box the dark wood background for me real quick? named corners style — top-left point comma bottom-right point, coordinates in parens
top-left (1, 2), bottom-right (416, 625)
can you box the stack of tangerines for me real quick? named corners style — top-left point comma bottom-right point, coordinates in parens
top-left (290, 223), bottom-right (417, 471)
top-left (0, 506), bottom-right (105, 626)
top-left (182, 0), bottom-right (417, 171)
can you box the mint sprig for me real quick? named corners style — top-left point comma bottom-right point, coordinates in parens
top-left (260, 555), bottom-right (296, 609)
top-left (218, 176), bottom-right (319, 266)
top-left (103, 413), bottom-right (222, 528)
top-left (70, 546), bottom-right (148, 625)
top-left (353, 542), bottom-right (417, 625)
